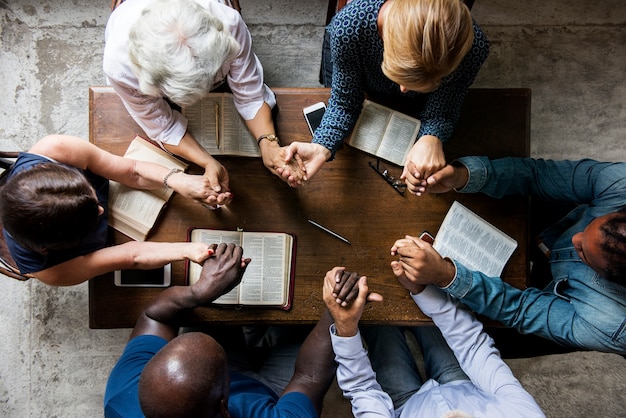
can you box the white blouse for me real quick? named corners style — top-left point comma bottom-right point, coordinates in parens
top-left (103, 0), bottom-right (275, 146)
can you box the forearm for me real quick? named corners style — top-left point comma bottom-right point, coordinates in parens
top-left (245, 102), bottom-right (275, 140)
top-left (117, 241), bottom-right (199, 269)
top-left (313, 60), bottom-right (364, 158)
top-left (284, 309), bottom-right (336, 413)
top-left (445, 261), bottom-right (576, 344)
top-left (162, 131), bottom-right (216, 169)
top-left (456, 157), bottom-right (626, 205)
top-left (130, 285), bottom-right (200, 340)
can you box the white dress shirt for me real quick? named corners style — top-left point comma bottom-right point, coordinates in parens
top-left (330, 286), bottom-right (545, 417)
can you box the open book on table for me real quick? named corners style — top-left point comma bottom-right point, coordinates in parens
top-left (187, 228), bottom-right (296, 310)
top-left (108, 136), bottom-right (188, 241)
top-left (432, 201), bottom-right (518, 277)
top-left (182, 93), bottom-right (259, 157)
top-left (348, 100), bottom-right (421, 166)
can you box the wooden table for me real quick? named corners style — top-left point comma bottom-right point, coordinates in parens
top-left (88, 86), bottom-right (531, 329)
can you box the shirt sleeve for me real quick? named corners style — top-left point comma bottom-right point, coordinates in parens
top-left (107, 78), bottom-right (188, 146)
top-left (412, 286), bottom-right (544, 416)
top-left (457, 156), bottom-right (626, 212)
top-left (417, 21), bottom-right (490, 142)
top-left (312, 20), bottom-right (368, 158)
top-left (104, 335), bottom-right (168, 418)
top-left (330, 325), bottom-right (395, 417)
top-left (223, 9), bottom-right (276, 120)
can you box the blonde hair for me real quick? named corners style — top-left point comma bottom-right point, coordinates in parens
top-left (128, 0), bottom-right (240, 106)
top-left (381, 0), bottom-right (474, 92)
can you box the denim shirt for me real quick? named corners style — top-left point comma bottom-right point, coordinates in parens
top-left (444, 156), bottom-right (626, 354)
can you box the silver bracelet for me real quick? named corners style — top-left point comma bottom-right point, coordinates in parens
top-left (163, 168), bottom-right (183, 189)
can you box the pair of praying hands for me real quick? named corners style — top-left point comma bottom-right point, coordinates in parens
top-left (271, 142), bottom-right (330, 188)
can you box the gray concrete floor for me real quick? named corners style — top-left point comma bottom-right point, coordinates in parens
top-left (1, 0), bottom-right (625, 416)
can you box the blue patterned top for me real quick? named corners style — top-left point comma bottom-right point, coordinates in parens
top-left (313, 0), bottom-right (490, 159)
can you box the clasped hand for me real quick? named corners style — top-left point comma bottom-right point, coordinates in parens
top-left (322, 267), bottom-right (383, 337)
top-left (191, 243), bottom-right (251, 303)
top-left (401, 135), bottom-right (446, 196)
top-left (390, 235), bottom-right (456, 292)
top-left (261, 144), bottom-right (308, 187)
top-left (276, 142), bottom-right (331, 187)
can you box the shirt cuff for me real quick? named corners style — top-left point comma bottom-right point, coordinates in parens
top-left (455, 156), bottom-right (489, 193)
top-left (441, 259), bottom-right (474, 298)
top-left (329, 324), bottom-right (365, 357)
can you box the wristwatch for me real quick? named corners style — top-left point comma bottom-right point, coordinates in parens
top-left (257, 134), bottom-right (280, 146)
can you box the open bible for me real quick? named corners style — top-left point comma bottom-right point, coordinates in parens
top-left (348, 100), bottom-right (421, 166)
top-left (108, 136), bottom-right (188, 241)
top-left (432, 201), bottom-right (518, 277)
top-left (182, 93), bottom-right (259, 157)
top-left (187, 228), bottom-right (296, 310)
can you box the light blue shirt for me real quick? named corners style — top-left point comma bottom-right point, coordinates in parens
top-left (447, 157), bottom-right (626, 354)
top-left (330, 286), bottom-right (544, 417)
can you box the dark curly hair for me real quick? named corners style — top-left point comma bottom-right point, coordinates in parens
top-left (599, 206), bottom-right (626, 286)
top-left (0, 163), bottom-right (100, 252)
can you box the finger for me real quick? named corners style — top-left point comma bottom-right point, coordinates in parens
top-left (334, 271), bottom-right (360, 301)
top-left (366, 292), bottom-right (384, 303)
top-left (205, 171), bottom-right (222, 193)
top-left (284, 143), bottom-right (297, 162)
top-left (293, 152), bottom-right (307, 176)
top-left (241, 257), bottom-right (252, 269)
top-left (333, 267), bottom-right (346, 283)
top-left (337, 275), bottom-right (362, 305)
top-left (214, 242), bottom-right (228, 256)
top-left (401, 160), bottom-right (417, 181)
top-left (232, 243), bottom-right (243, 261)
top-left (390, 260), bottom-right (407, 280)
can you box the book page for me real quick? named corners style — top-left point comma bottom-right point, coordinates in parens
top-left (183, 95), bottom-right (221, 155)
top-left (220, 95), bottom-right (259, 156)
top-left (188, 230), bottom-right (291, 306)
top-left (433, 201), bottom-right (518, 277)
top-left (376, 112), bottom-right (420, 165)
top-left (187, 228), bottom-right (242, 284)
top-left (237, 233), bottom-right (290, 305)
top-left (108, 182), bottom-right (165, 240)
top-left (348, 100), bottom-right (392, 155)
top-left (183, 94), bottom-right (259, 157)
top-left (107, 137), bottom-right (188, 240)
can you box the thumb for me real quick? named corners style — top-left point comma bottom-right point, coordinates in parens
top-left (205, 170), bottom-right (222, 193)
top-left (359, 277), bottom-right (383, 304)
top-left (284, 143), bottom-right (298, 162)
top-left (390, 260), bottom-right (407, 281)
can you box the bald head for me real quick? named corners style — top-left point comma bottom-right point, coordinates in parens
top-left (139, 332), bottom-right (229, 418)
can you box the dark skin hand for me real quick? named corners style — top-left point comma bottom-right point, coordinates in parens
top-left (324, 267), bottom-right (383, 337)
top-left (331, 267), bottom-right (363, 306)
top-left (130, 242), bottom-right (250, 341)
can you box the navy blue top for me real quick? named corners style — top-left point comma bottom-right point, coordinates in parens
top-left (3, 153), bottom-right (109, 274)
top-left (104, 334), bottom-right (318, 418)
top-left (313, 0), bottom-right (490, 158)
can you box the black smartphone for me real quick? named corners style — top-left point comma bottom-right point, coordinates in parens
top-left (303, 102), bottom-right (327, 135)
top-left (114, 264), bottom-right (172, 287)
